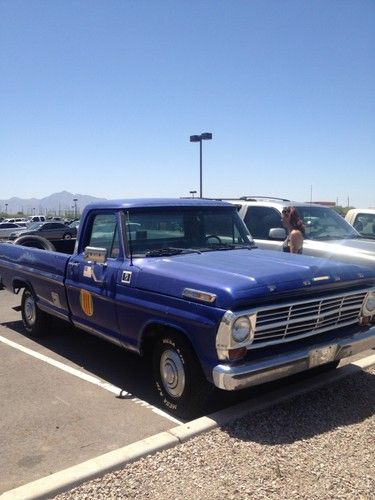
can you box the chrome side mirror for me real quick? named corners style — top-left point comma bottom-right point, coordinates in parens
top-left (269, 228), bottom-right (286, 240)
top-left (84, 247), bottom-right (108, 283)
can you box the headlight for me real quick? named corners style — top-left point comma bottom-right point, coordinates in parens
top-left (232, 316), bottom-right (251, 343)
top-left (362, 291), bottom-right (375, 316)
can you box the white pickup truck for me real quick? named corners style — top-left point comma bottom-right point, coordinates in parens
top-left (345, 209), bottom-right (375, 240)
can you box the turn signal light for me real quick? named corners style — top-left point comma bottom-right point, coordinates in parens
top-left (228, 346), bottom-right (247, 361)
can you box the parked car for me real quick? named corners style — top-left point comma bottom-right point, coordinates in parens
top-left (27, 215), bottom-right (46, 223)
top-left (225, 197), bottom-right (375, 268)
top-left (0, 222), bottom-right (24, 240)
top-left (345, 208), bottom-right (375, 240)
top-left (8, 221), bottom-right (77, 241)
top-left (2, 218), bottom-right (28, 226)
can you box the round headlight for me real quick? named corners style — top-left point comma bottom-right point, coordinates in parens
top-left (232, 316), bottom-right (251, 343)
top-left (363, 291), bottom-right (375, 315)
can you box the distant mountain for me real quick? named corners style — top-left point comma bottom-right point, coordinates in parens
top-left (0, 191), bottom-right (106, 216)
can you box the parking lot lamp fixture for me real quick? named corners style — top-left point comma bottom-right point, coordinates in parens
top-left (189, 190), bottom-right (197, 198)
top-left (190, 132), bottom-right (212, 198)
top-left (73, 198), bottom-right (78, 218)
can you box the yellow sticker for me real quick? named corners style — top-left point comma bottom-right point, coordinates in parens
top-left (80, 289), bottom-right (94, 316)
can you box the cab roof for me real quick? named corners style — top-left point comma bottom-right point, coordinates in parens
top-left (84, 198), bottom-right (234, 211)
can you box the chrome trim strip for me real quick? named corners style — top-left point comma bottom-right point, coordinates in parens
top-left (212, 326), bottom-right (375, 391)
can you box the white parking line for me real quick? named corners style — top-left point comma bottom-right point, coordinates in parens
top-left (0, 333), bottom-right (182, 424)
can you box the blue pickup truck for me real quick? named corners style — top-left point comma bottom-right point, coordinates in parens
top-left (1, 198), bottom-right (375, 418)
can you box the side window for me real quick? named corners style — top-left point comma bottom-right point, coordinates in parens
top-left (244, 207), bottom-right (282, 239)
top-left (88, 213), bottom-right (120, 259)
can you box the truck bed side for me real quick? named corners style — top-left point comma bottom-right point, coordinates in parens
top-left (0, 243), bottom-right (72, 322)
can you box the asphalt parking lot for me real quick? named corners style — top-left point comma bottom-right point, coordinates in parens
top-left (1, 290), bottom-right (374, 495)
top-left (0, 291), bottom-right (182, 493)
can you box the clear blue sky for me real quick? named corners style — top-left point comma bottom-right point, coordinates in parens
top-left (1, 0), bottom-right (374, 207)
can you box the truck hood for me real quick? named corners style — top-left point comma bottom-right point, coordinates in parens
top-left (134, 249), bottom-right (375, 310)
top-left (305, 238), bottom-right (375, 266)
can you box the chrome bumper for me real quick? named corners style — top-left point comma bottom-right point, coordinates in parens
top-left (212, 326), bottom-right (375, 391)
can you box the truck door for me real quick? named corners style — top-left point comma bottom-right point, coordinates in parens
top-left (65, 211), bottom-right (122, 344)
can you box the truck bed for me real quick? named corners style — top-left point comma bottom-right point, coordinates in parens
top-left (0, 242), bottom-right (72, 321)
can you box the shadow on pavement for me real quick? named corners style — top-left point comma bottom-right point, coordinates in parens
top-left (2, 318), bottom-right (161, 408)
top-left (2, 318), bottom-right (374, 425)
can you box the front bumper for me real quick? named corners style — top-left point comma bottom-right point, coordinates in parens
top-left (212, 325), bottom-right (375, 391)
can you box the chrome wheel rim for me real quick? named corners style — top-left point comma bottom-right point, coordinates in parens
top-left (24, 296), bottom-right (36, 326)
top-left (160, 349), bottom-right (185, 398)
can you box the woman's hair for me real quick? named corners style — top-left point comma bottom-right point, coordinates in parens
top-left (282, 207), bottom-right (305, 236)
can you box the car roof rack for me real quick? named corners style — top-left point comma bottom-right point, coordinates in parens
top-left (240, 196), bottom-right (291, 202)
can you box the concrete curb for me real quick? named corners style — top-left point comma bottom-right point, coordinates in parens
top-left (2, 354), bottom-right (375, 500)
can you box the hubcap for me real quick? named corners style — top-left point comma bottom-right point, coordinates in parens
top-left (24, 296), bottom-right (36, 326)
top-left (160, 349), bottom-right (186, 398)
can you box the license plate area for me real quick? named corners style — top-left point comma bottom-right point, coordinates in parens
top-left (309, 344), bottom-right (337, 368)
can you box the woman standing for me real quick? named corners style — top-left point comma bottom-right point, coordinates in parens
top-left (281, 207), bottom-right (305, 254)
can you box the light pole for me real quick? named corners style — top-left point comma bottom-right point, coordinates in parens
top-left (5, 203), bottom-right (8, 213)
top-left (73, 198), bottom-right (78, 218)
top-left (190, 132), bottom-right (212, 198)
top-left (189, 190), bottom-right (197, 198)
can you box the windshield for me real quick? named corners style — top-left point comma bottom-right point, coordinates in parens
top-left (124, 207), bottom-right (253, 257)
top-left (297, 206), bottom-right (359, 241)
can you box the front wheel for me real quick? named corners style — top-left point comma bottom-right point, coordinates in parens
top-left (152, 332), bottom-right (214, 419)
top-left (21, 288), bottom-right (50, 337)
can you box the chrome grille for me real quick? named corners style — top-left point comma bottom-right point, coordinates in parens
top-left (252, 291), bottom-right (367, 347)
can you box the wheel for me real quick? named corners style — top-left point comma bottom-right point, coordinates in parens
top-left (152, 332), bottom-right (213, 419)
top-left (14, 235), bottom-right (56, 251)
top-left (205, 235), bottom-right (222, 244)
top-left (63, 233), bottom-right (72, 240)
top-left (21, 288), bottom-right (50, 336)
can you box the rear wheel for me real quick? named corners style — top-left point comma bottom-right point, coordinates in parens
top-left (152, 332), bottom-right (214, 419)
top-left (21, 288), bottom-right (50, 337)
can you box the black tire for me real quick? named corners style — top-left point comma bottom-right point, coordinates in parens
top-left (152, 332), bottom-right (214, 419)
top-left (21, 288), bottom-right (50, 337)
top-left (14, 235), bottom-right (56, 251)
top-left (62, 233), bottom-right (72, 240)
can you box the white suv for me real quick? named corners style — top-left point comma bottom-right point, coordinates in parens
top-left (225, 197), bottom-right (375, 268)
top-left (345, 208), bottom-right (375, 240)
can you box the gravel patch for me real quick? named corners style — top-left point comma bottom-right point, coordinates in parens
top-left (55, 367), bottom-right (375, 500)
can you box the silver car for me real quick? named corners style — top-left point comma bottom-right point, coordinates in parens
top-left (225, 197), bottom-right (375, 269)
top-left (8, 221), bottom-right (77, 241)
top-left (0, 223), bottom-right (24, 240)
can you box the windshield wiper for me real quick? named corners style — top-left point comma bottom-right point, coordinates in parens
top-left (145, 247), bottom-right (201, 257)
top-left (201, 243), bottom-right (250, 252)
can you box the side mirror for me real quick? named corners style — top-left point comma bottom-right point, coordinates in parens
top-left (84, 246), bottom-right (108, 264)
top-left (269, 227), bottom-right (286, 240)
